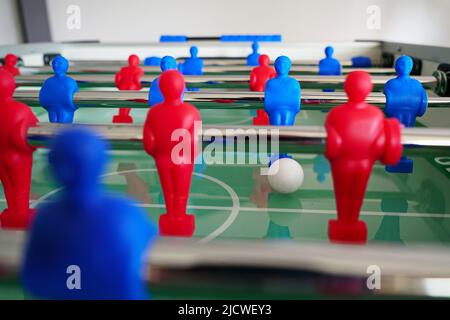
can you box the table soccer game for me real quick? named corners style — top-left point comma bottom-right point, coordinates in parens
top-left (0, 0), bottom-right (449, 304)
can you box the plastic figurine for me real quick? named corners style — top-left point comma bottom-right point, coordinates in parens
top-left (247, 42), bottom-right (260, 66)
top-left (113, 54), bottom-right (145, 123)
top-left (351, 56), bottom-right (372, 68)
top-left (384, 55), bottom-right (428, 173)
top-left (149, 56), bottom-right (178, 106)
top-left (143, 70), bottom-right (201, 237)
top-left (249, 54), bottom-right (276, 125)
top-left (319, 46), bottom-right (342, 76)
top-left (264, 56), bottom-right (301, 126)
top-left (144, 56), bottom-right (161, 66)
top-left (178, 46), bottom-right (203, 75)
top-left (250, 54), bottom-right (276, 91)
top-left (39, 56), bottom-right (79, 123)
top-left (21, 128), bottom-right (156, 299)
top-left (0, 70), bottom-right (39, 229)
top-left (0, 53), bottom-right (20, 76)
top-left (325, 71), bottom-right (403, 243)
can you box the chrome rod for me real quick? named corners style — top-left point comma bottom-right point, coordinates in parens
top-left (2, 231), bottom-right (450, 298)
top-left (68, 58), bottom-right (355, 67)
top-left (15, 74), bottom-right (438, 85)
top-left (14, 89), bottom-right (450, 107)
top-left (21, 65), bottom-right (395, 74)
top-left (27, 123), bottom-right (450, 148)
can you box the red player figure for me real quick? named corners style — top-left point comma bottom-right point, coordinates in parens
top-left (325, 71), bottom-right (402, 244)
top-left (143, 70), bottom-right (201, 237)
top-left (0, 54), bottom-right (20, 76)
top-left (113, 54), bottom-right (144, 123)
top-left (249, 54), bottom-right (276, 125)
top-left (0, 70), bottom-right (38, 229)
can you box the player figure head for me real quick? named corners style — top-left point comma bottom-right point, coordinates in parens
top-left (395, 55), bottom-right (413, 77)
top-left (344, 71), bottom-right (373, 104)
top-left (252, 42), bottom-right (259, 53)
top-left (274, 56), bottom-right (291, 76)
top-left (52, 55), bottom-right (69, 76)
top-left (0, 70), bottom-right (15, 100)
top-left (159, 70), bottom-right (184, 103)
top-left (128, 54), bottom-right (140, 67)
top-left (4, 53), bottom-right (18, 67)
top-left (49, 128), bottom-right (109, 200)
top-left (190, 46), bottom-right (198, 58)
top-left (258, 54), bottom-right (270, 67)
top-left (160, 56), bottom-right (177, 72)
top-left (325, 46), bottom-right (334, 58)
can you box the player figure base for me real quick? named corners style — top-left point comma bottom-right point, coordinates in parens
top-left (0, 208), bottom-right (35, 230)
top-left (159, 213), bottom-right (195, 237)
top-left (112, 115), bottom-right (134, 124)
top-left (328, 219), bottom-right (367, 244)
top-left (385, 157), bottom-right (413, 174)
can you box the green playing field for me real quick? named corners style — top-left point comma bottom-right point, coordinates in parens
top-left (0, 92), bottom-right (449, 299)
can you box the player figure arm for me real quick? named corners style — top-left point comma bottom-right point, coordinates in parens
top-left (249, 72), bottom-right (257, 90)
top-left (134, 69), bottom-right (144, 88)
top-left (337, 62), bottom-right (342, 76)
top-left (38, 80), bottom-right (50, 106)
top-left (381, 118), bottom-right (403, 165)
top-left (143, 113), bottom-right (156, 156)
top-left (325, 124), bottom-right (342, 160)
top-left (264, 81), bottom-right (274, 113)
top-left (383, 86), bottom-right (393, 116)
top-left (10, 110), bottom-right (38, 152)
top-left (115, 72), bottom-right (122, 88)
top-left (418, 88), bottom-right (428, 117)
top-left (69, 79), bottom-right (79, 110)
top-left (295, 81), bottom-right (301, 112)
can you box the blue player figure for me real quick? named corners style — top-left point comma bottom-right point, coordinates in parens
top-left (149, 56), bottom-right (178, 106)
top-left (21, 128), bottom-right (156, 300)
top-left (319, 46), bottom-right (342, 76)
top-left (319, 46), bottom-right (341, 93)
top-left (39, 56), bottom-right (79, 123)
top-left (144, 56), bottom-right (161, 66)
top-left (264, 56), bottom-right (301, 126)
top-left (247, 42), bottom-right (260, 66)
top-left (384, 55), bottom-right (428, 173)
top-left (178, 46), bottom-right (203, 75)
top-left (351, 56), bottom-right (372, 68)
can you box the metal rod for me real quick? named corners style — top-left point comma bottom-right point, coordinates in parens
top-left (21, 65), bottom-right (395, 74)
top-left (2, 231), bottom-right (450, 283)
top-left (27, 123), bottom-right (450, 148)
top-left (2, 232), bottom-right (450, 298)
top-left (14, 89), bottom-right (450, 107)
top-left (15, 73), bottom-right (438, 86)
top-left (68, 58), bottom-right (355, 67)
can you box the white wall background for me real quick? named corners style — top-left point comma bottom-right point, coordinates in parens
top-left (1, 0), bottom-right (449, 47)
top-left (46, 0), bottom-right (385, 42)
top-left (0, 0), bottom-right (23, 45)
top-left (381, 0), bottom-right (450, 47)
top-left (44, 0), bottom-right (450, 47)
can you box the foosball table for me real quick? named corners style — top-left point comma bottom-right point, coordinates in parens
top-left (0, 38), bottom-right (449, 300)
